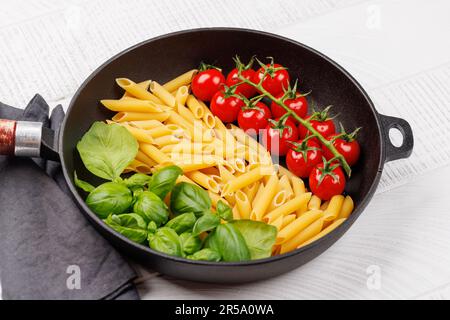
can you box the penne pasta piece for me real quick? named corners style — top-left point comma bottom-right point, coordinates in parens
top-left (146, 126), bottom-right (173, 138)
top-left (323, 195), bottom-right (345, 222)
top-left (281, 214), bottom-right (296, 229)
top-left (337, 195), bottom-right (354, 219)
top-left (163, 69), bottom-right (197, 93)
top-left (268, 190), bottom-right (287, 212)
top-left (271, 215), bottom-right (284, 230)
top-left (250, 174), bottom-right (279, 221)
top-left (197, 99), bottom-right (216, 128)
top-left (112, 111), bottom-right (170, 122)
top-left (279, 175), bottom-right (294, 200)
top-left (244, 182), bottom-right (260, 204)
top-left (218, 164), bottom-right (235, 183)
top-left (277, 165), bottom-right (296, 179)
top-left (210, 174), bottom-right (223, 185)
top-left (222, 165), bottom-right (270, 195)
top-left (298, 218), bottom-right (346, 248)
top-left (153, 134), bottom-right (181, 147)
top-left (263, 193), bottom-right (312, 224)
top-left (140, 142), bottom-right (171, 164)
top-left (149, 81), bottom-right (176, 108)
top-left (175, 160), bottom-right (218, 173)
top-left (235, 190), bottom-right (252, 219)
top-left (115, 123), bottom-right (154, 144)
top-left (229, 158), bottom-right (246, 173)
top-left (185, 171), bottom-right (220, 193)
top-left (132, 159), bottom-right (152, 174)
top-left (251, 182), bottom-right (266, 209)
top-left (308, 195), bottom-right (322, 210)
top-left (129, 119), bottom-right (163, 129)
top-left (101, 98), bottom-right (164, 113)
top-left (136, 150), bottom-right (158, 168)
top-left (276, 209), bottom-right (323, 244)
top-left (175, 86), bottom-right (189, 106)
top-left (186, 94), bottom-right (205, 119)
top-left (280, 218), bottom-right (324, 254)
top-left (167, 111), bottom-right (195, 138)
top-left (121, 80), bottom-right (151, 98)
top-left (291, 176), bottom-right (307, 216)
top-left (116, 78), bottom-right (162, 104)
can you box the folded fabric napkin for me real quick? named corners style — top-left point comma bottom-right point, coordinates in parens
top-left (0, 95), bottom-right (139, 300)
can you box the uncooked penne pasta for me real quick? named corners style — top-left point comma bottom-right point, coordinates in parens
top-left (116, 78), bottom-right (162, 104)
top-left (118, 123), bottom-right (154, 144)
top-left (308, 194), bottom-right (322, 210)
top-left (209, 191), bottom-right (229, 208)
top-left (244, 182), bottom-right (260, 204)
top-left (153, 134), bottom-right (181, 147)
top-left (276, 210), bottom-right (323, 244)
top-left (129, 119), bottom-right (163, 129)
top-left (280, 218), bottom-right (324, 254)
top-left (222, 165), bottom-right (270, 195)
top-left (186, 94), bottom-right (205, 119)
top-left (250, 174), bottom-right (279, 221)
top-left (323, 195), bottom-right (344, 222)
top-left (149, 81), bottom-right (176, 108)
top-left (281, 214), bottom-right (296, 229)
top-left (112, 111), bottom-right (170, 122)
top-left (136, 150), bottom-right (158, 167)
top-left (263, 193), bottom-right (312, 224)
top-left (232, 205), bottom-right (241, 220)
top-left (291, 176), bottom-right (307, 216)
top-left (197, 99), bottom-right (215, 128)
top-left (175, 86), bottom-right (189, 106)
top-left (101, 98), bottom-right (164, 113)
top-left (337, 195), bottom-right (354, 219)
top-left (279, 175), bottom-right (294, 200)
top-left (185, 171), bottom-right (220, 193)
top-left (146, 125), bottom-right (173, 138)
top-left (163, 69), bottom-right (197, 93)
top-left (235, 190), bottom-right (252, 219)
top-left (122, 80), bottom-right (151, 98)
top-left (298, 218), bottom-right (347, 248)
top-left (267, 190), bottom-right (287, 212)
top-left (140, 142), bottom-right (171, 164)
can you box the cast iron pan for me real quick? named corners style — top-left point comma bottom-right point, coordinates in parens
top-left (0, 28), bottom-right (413, 283)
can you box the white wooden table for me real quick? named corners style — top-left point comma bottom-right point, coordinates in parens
top-left (1, 0), bottom-right (450, 299)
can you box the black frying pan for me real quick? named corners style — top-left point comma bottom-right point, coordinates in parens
top-left (0, 28), bottom-right (413, 283)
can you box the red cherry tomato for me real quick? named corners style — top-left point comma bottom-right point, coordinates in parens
top-left (237, 101), bottom-right (271, 134)
top-left (309, 162), bottom-right (346, 201)
top-left (252, 61), bottom-right (290, 96)
top-left (192, 65), bottom-right (225, 102)
top-left (210, 89), bottom-right (245, 123)
top-left (262, 117), bottom-right (298, 156)
top-left (286, 138), bottom-right (323, 178)
top-left (298, 106), bottom-right (336, 139)
top-left (226, 68), bottom-right (256, 98)
top-left (323, 128), bottom-right (361, 166)
top-left (271, 92), bottom-right (308, 123)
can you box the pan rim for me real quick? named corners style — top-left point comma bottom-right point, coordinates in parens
top-left (61, 27), bottom-right (385, 268)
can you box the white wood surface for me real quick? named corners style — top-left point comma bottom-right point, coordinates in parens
top-left (1, 0), bottom-right (449, 299)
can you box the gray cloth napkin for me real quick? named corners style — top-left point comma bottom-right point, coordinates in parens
top-left (0, 95), bottom-right (139, 300)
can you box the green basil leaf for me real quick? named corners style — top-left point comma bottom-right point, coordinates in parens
top-left (230, 220), bottom-right (277, 260)
top-left (74, 171), bottom-right (95, 193)
top-left (123, 173), bottom-right (152, 188)
top-left (86, 182), bottom-right (133, 219)
top-left (104, 213), bottom-right (148, 243)
top-left (216, 200), bottom-right (233, 221)
top-left (205, 224), bottom-right (251, 262)
top-left (192, 212), bottom-right (220, 236)
top-left (179, 232), bottom-right (202, 255)
top-left (187, 248), bottom-right (221, 262)
top-left (133, 191), bottom-right (169, 226)
top-left (148, 165), bottom-right (183, 200)
top-left (148, 227), bottom-right (182, 257)
top-left (165, 212), bottom-right (197, 234)
top-left (170, 182), bottom-right (211, 216)
top-left (77, 122), bottom-right (138, 180)
top-left (147, 221), bottom-right (158, 235)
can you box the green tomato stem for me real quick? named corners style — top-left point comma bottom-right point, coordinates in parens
top-left (237, 76), bottom-right (352, 177)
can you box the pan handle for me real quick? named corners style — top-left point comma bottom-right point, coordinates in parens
top-left (0, 119), bottom-right (59, 161)
top-left (378, 113), bottom-right (414, 162)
